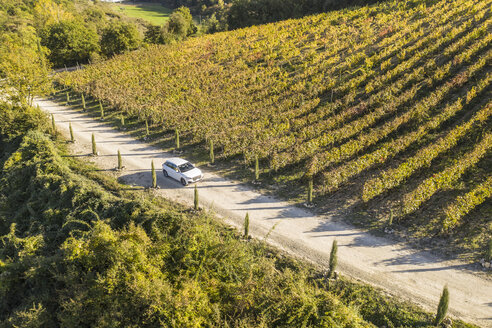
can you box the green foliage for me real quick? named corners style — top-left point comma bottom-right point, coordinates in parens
top-left (175, 128), bottom-right (180, 149)
top-left (51, 114), bottom-right (55, 136)
top-left (0, 29), bottom-right (51, 104)
top-left (244, 212), bottom-right (249, 238)
top-left (41, 20), bottom-right (100, 67)
top-left (388, 209), bottom-right (393, 227)
top-left (0, 102), bottom-right (47, 144)
top-left (144, 24), bottom-right (165, 44)
top-left (100, 21), bottom-right (140, 57)
top-left (0, 0), bottom-right (155, 70)
top-left (99, 100), bottom-right (104, 119)
top-left (166, 6), bottom-right (197, 40)
top-left (227, 0), bottom-right (381, 29)
top-left (443, 176), bottom-right (492, 231)
top-left (69, 122), bottom-right (74, 142)
top-left (0, 109), bottom-right (476, 328)
top-left (117, 149), bottom-right (122, 170)
top-left (308, 177), bottom-right (313, 203)
top-left (364, 102), bottom-right (492, 203)
top-left (435, 286), bottom-right (449, 326)
top-left (209, 139), bottom-right (214, 164)
top-left (81, 93), bottom-right (85, 110)
top-left (202, 13), bottom-right (228, 33)
top-left (254, 154), bottom-right (259, 180)
top-left (151, 160), bottom-right (157, 188)
top-left (328, 240), bottom-right (337, 279)
top-left (486, 240), bottom-right (492, 262)
top-left (56, 0), bottom-right (492, 258)
top-left (91, 132), bottom-right (97, 155)
top-left (194, 184), bottom-right (199, 210)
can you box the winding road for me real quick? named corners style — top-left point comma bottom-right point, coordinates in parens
top-left (36, 97), bottom-right (491, 327)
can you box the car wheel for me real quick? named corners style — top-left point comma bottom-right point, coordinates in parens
top-left (180, 178), bottom-right (187, 186)
top-left (163, 169), bottom-right (168, 177)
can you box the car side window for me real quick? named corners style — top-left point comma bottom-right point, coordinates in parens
top-left (166, 162), bottom-right (174, 169)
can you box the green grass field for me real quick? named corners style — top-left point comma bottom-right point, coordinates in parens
top-left (111, 2), bottom-right (172, 25)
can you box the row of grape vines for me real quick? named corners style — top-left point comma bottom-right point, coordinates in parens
top-left (57, 0), bottom-right (491, 246)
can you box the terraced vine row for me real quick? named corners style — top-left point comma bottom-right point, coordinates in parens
top-left (57, 0), bottom-right (491, 245)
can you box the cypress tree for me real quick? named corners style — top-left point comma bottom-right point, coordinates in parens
top-left (69, 122), bottom-right (74, 142)
top-left (91, 133), bottom-right (97, 155)
top-left (175, 128), bottom-right (180, 149)
top-left (434, 285), bottom-right (449, 326)
top-left (145, 119), bottom-right (149, 136)
top-left (117, 149), bottom-right (122, 170)
top-left (486, 239), bottom-right (492, 261)
top-left (328, 240), bottom-right (338, 279)
top-left (99, 101), bottom-right (104, 119)
top-left (81, 93), bottom-right (86, 110)
top-left (66, 91), bottom-right (70, 105)
top-left (244, 212), bottom-right (250, 238)
top-left (120, 115), bottom-right (125, 127)
top-left (308, 177), bottom-right (313, 203)
top-left (209, 139), bottom-right (214, 164)
top-left (254, 154), bottom-right (259, 180)
top-left (194, 184), bottom-right (199, 210)
top-left (51, 114), bottom-right (56, 136)
top-left (151, 160), bottom-right (157, 188)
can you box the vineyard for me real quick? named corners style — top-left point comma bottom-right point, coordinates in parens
top-left (57, 0), bottom-right (492, 258)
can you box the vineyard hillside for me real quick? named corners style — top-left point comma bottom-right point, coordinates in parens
top-left (58, 0), bottom-right (492, 259)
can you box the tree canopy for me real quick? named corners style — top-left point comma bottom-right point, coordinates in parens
top-left (41, 20), bottom-right (100, 67)
top-left (101, 22), bottom-right (141, 57)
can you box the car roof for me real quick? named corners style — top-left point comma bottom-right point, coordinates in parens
top-left (166, 157), bottom-right (189, 166)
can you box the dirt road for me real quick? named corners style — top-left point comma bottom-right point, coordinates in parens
top-left (36, 98), bottom-right (491, 327)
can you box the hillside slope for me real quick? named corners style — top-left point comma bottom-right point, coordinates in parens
top-left (58, 0), bottom-right (492, 258)
top-left (5, 103), bottom-right (482, 327)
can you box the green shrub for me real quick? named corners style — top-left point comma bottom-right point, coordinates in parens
top-left (175, 128), bottom-right (180, 149)
top-left (328, 240), bottom-right (337, 279)
top-left (99, 100), bottom-right (104, 119)
top-left (100, 22), bottom-right (140, 57)
top-left (0, 103), bottom-right (47, 143)
top-left (69, 122), bottom-right (74, 142)
top-left (81, 93), bottom-right (86, 110)
top-left (209, 139), bottom-right (214, 164)
top-left (244, 212), bottom-right (249, 238)
top-left (117, 149), bottom-right (122, 170)
top-left (486, 239), bottom-right (492, 261)
top-left (254, 154), bottom-right (259, 180)
top-left (51, 114), bottom-right (56, 136)
top-left (151, 160), bottom-right (157, 188)
top-left (435, 285), bottom-right (449, 326)
top-left (194, 184), bottom-right (199, 210)
top-left (41, 20), bottom-right (100, 67)
top-left (91, 133), bottom-right (97, 155)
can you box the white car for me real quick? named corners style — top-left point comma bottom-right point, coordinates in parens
top-left (162, 158), bottom-right (203, 186)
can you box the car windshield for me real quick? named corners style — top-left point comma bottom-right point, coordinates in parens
top-left (178, 162), bottom-right (194, 173)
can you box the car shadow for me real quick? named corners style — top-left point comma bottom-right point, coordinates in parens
top-left (117, 170), bottom-right (182, 190)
